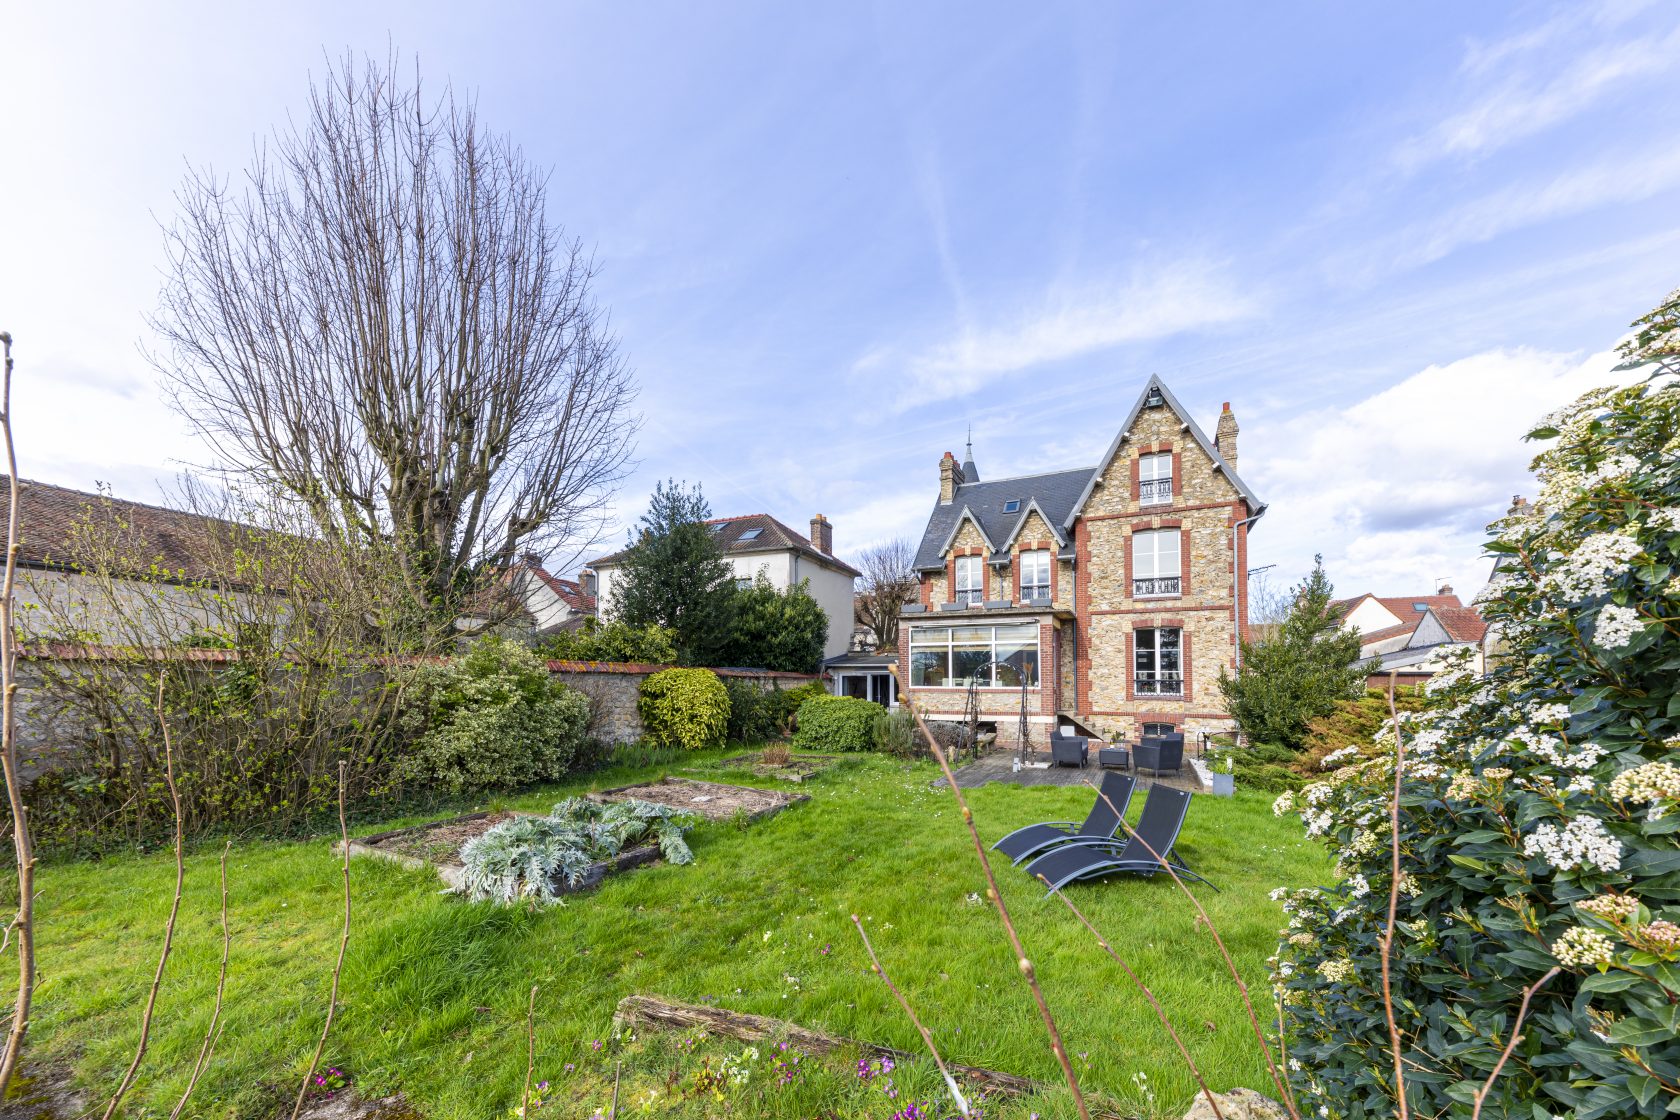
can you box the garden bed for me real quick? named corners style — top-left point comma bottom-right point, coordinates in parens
top-left (344, 810), bottom-right (660, 892)
top-left (713, 751), bottom-right (836, 782)
top-left (587, 776), bottom-right (807, 821)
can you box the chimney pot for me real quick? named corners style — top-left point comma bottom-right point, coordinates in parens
top-left (809, 514), bottom-right (832, 555)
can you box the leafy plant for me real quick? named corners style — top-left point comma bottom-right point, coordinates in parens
top-left (871, 706), bottom-right (920, 759)
top-left (638, 667), bottom-right (729, 750)
top-left (536, 619), bottom-right (676, 664)
top-left (1217, 556), bottom-right (1366, 749)
top-left (766, 682), bottom-right (825, 735)
top-left (723, 677), bottom-right (778, 743)
top-left (401, 636), bottom-right (590, 793)
top-left (1272, 372), bottom-right (1680, 1119)
top-left (610, 480), bottom-right (736, 665)
top-left (459, 797), bottom-right (697, 904)
top-left (792, 695), bottom-right (883, 751)
top-left (720, 576), bottom-right (828, 673)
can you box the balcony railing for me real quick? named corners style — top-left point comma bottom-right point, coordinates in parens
top-left (1139, 477), bottom-right (1173, 505)
top-left (1135, 672), bottom-right (1184, 697)
top-left (1133, 576), bottom-right (1181, 597)
top-left (1021, 582), bottom-right (1052, 602)
top-left (954, 588), bottom-right (983, 606)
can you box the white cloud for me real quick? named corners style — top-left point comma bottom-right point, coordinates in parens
top-left (1396, 6), bottom-right (1678, 172)
top-left (859, 260), bottom-right (1261, 409)
top-left (1245, 346), bottom-right (1644, 597)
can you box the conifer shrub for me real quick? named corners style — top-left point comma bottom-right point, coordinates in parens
top-left (1271, 376), bottom-right (1680, 1119)
top-left (637, 667), bottom-right (729, 749)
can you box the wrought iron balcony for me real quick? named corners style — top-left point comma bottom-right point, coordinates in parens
top-left (1133, 576), bottom-right (1181, 597)
top-left (1021, 582), bottom-right (1052, 602)
top-left (1139, 477), bottom-right (1172, 505)
top-left (1134, 672), bottom-right (1184, 697)
top-left (954, 588), bottom-right (983, 606)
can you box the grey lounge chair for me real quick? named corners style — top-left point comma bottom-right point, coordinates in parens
top-left (1022, 785), bottom-right (1218, 894)
top-left (989, 771), bottom-right (1135, 866)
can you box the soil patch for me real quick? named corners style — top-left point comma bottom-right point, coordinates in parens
top-left (588, 776), bottom-right (806, 822)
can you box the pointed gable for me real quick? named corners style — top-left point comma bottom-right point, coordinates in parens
top-left (1062, 375), bottom-right (1265, 532)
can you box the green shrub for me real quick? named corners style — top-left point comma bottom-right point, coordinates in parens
top-left (459, 797), bottom-right (697, 904)
top-left (638, 667), bottom-right (730, 750)
top-left (871, 705), bottom-right (920, 758)
top-left (1207, 740), bottom-right (1305, 792)
top-left (400, 636), bottom-right (589, 793)
top-left (766, 681), bottom-right (825, 734)
top-left (1272, 374), bottom-right (1680, 1118)
top-left (1294, 688), bottom-right (1427, 775)
top-left (792, 695), bottom-right (883, 751)
top-left (722, 677), bottom-right (778, 743)
top-left (535, 619), bottom-right (676, 664)
top-left (719, 575), bottom-right (828, 673)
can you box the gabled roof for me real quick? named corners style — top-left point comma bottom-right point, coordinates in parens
top-left (911, 466), bottom-right (1095, 571)
top-left (1429, 605), bottom-right (1488, 643)
top-left (590, 513), bottom-right (860, 578)
top-left (934, 506), bottom-right (996, 558)
top-left (1061, 375), bottom-right (1265, 531)
top-left (514, 557), bottom-right (597, 614)
top-left (994, 497), bottom-right (1068, 554)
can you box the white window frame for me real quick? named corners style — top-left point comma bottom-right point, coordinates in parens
top-left (1132, 529), bottom-right (1181, 598)
top-left (1139, 452), bottom-right (1173, 506)
top-left (954, 555), bottom-right (983, 605)
top-left (908, 624), bottom-right (1041, 689)
top-left (1019, 549), bottom-right (1052, 600)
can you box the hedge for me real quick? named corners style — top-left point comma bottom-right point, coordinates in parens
top-left (791, 694), bottom-right (883, 751)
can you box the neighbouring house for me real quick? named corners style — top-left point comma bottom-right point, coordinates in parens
top-left (1332, 586), bottom-right (1489, 686)
top-left (897, 376), bottom-right (1265, 747)
top-left (587, 513), bottom-right (861, 660)
top-left (506, 553), bottom-right (596, 635)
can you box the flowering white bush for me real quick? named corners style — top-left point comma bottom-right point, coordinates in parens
top-left (1271, 372), bottom-right (1680, 1119)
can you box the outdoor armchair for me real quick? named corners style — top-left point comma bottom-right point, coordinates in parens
top-left (989, 771), bottom-right (1135, 865)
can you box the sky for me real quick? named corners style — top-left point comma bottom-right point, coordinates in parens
top-left (4, 0), bottom-right (1679, 600)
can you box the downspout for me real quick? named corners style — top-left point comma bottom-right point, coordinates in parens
top-left (1231, 512), bottom-right (1264, 671)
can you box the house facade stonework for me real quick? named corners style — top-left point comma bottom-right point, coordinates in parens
top-left (897, 377), bottom-right (1264, 746)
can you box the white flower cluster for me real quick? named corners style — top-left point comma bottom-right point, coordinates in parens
top-left (1552, 925), bottom-right (1615, 968)
top-left (1320, 745), bottom-right (1362, 770)
top-left (1507, 725), bottom-right (1603, 771)
top-left (1647, 507), bottom-right (1680, 534)
top-left (1576, 894), bottom-right (1640, 923)
top-left (1607, 761), bottom-right (1680, 819)
top-left (1529, 703), bottom-right (1572, 726)
top-left (1540, 531), bottom-right (1643, 603)
top-left (1346, 874), bottom-right (1370, 899)
top-left (1523, 815), bottom-right (1623, 873)
top-left (1318, 959), bottom-right (1355, 983)
top-left (1592, 603), bottom-right (1644, 650)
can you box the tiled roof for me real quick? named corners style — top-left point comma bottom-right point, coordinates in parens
top-left (911, 466), bottom-right (1094, 571)
top-left (520, 561), bottom-right (596, 614)
top-left (590, 513), bottom-right (860, 578)
top-left (1431, 605), bottom-right (1488, 643)
top-left (1357, 621), bottom-right (1418, 647)
top-left (1374, 593), bottom-right (1463, 621)
top-left (0, 477), bottom-right (253, 580)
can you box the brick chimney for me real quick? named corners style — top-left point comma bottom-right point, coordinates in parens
top-left (1438, 583), bottom-right (1454, 597)
top-left (809, 514), bottom-right (832, 555)
top-left (1215, 402), bottom-right (1239, 471)
top-left (939, 451), bottom-right (964, 504)
top-left (580, 568), bottom-right (596, 597)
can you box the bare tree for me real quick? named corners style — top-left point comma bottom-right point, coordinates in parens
top-left (150, 52), bottom-right (638, 638)
top-left (1245, 570), bottom-right (1293, 642)
top-left (855, 538), bottom-right (917, 653)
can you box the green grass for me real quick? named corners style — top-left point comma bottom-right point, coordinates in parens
top-left (11, 751), bottom-right (1330, 1119)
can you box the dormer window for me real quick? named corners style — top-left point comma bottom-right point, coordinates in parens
top-left (1139, 452), bottom-right (1172, 506)
top-left (1002, 499), bottom-right (1021, 514)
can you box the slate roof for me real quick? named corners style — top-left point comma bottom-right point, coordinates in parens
top-left (911, 466), bottom-right (1095, 571)
top-left (910, 376), bottom-right (1266, 572)
top-left (590, 513), bottom-right (860, 578)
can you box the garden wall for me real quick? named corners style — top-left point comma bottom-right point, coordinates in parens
top-left (543, 661), bottom-right (816, 745)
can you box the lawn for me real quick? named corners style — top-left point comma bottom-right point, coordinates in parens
top-left (11, 750), bottom-right (1330, 1119)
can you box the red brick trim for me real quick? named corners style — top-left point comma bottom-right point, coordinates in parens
top-left (1012, 554), bottom-right (1021, 602)
top-left (920, 575), bottom-right (932, 608)
top-left (1151, 517), bottom-right (1183, 529)
top-left (1182, 629), bottom-right (1193, 703)
top-left (1075, 520), bottom-right (1090, 712)
top-left (1123, 529), bottom-right (1134, 602)
top-left (946, 556), bottom-right (956, 604)
top-left (1171, 450), bottom-right (1183, 497)
top-left (1130, 455), bottom-right (1140, 501)
top-left (1181, 527), bottom-right (1192, 594)
top-left (1082, 499), bottom-right (1244, 523)
top-left (1124, 628), bottom-right (1135, 702)
top-left (1088, 604), bottom-right (1232, 617)
top-left (1086, 710), bottom-right (1231, 720)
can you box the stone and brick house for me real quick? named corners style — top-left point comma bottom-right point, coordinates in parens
top-left (897, 376), bottom-right (1265, 746)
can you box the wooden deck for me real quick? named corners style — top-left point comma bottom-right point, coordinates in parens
top-left (948, 749), bottom-right (1205, 792)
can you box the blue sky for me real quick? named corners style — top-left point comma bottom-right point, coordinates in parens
top-left (4, 1), bottom-right (1679, 598)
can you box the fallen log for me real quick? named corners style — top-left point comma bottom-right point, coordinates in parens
top-left (612, 994), bottom-right (1037, 1098)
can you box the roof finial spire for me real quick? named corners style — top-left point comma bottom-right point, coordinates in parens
top-left (961, 426), bottom-right (980, 484)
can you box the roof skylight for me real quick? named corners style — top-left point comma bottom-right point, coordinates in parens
top-left (1003, 499), bottom-right (1021, 513)
top-left (738, 527), bottom-right (763, 541)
